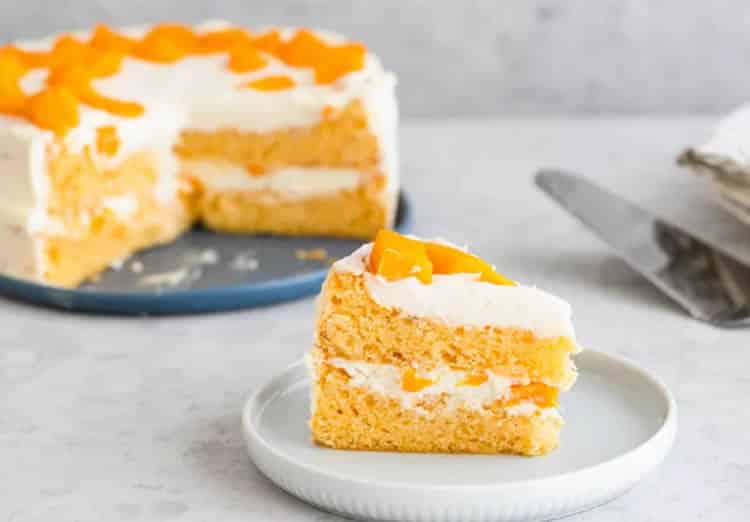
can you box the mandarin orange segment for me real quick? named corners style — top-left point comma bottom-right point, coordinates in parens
top-left (89, 25), bottom-right (136, 54)
top-left (196, 28), bottom-right (250, 54)
top-left (86, 50), bottom-right (123, 78)
top-left (424, 242), bottom-right (515, 286)
top-left (245, 75), bottom-right (295, 91)
top-left (506, 383), bottom-right (558, 409)
top-left (401, 368), bottom-right (434, 392)
top-left (133, 24), bottom-right (197, 63)
top-left (374, 248), bottom-right (431, 284)
top-left (9, 46), bottom-right (48, 68)
top-left (278, 29), bottom-right (327, 67)
top-left (252, 30), bottom-right (283, 54)
top-left (245, 163), bottom-right (265, 176)
top-left (458, 373), bottom-right (489, 387)
top-left (0, 51), bottom-right (28, 115)
top-left (314, 43), bottom-right (366, 84)
top-left (227, 43), bottom-right (268, 73)
top-left (81, 89), bottom-right (144, 117)
top-left (96, 125), bottom-right (120, 156)
top-left (46, 64), bottom-right (92, 94)
top-left (369, 229), bottom-right (433, 284)
top-left (27, 86), bottom-right (80, 135)
top-left (47, 36), bottom-right (88, 68)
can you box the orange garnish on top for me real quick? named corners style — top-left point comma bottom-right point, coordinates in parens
top-left (196, 28), bottom-right (250, 54)
top-left (424, 241), bottom-right (515, 285)
top-left (89, 24), bottom-right (136, 54)
top-left (0, 49), bottom-right (28, 115)
top-left (368, 230), bottom-right (515, 285)
top-left (245, 75), bottom-right (295, 91)
top-left (132, 24), bottom-right (197, 63)
top-left (26, 86), bottom-right (80, 136)
top-left (277, 28), bottom-right (365, 84)
top-left (401, 368), bottom-right (434, 392)
top-left (369, 229), bottom-right (433, 284)
top-left (0, 25), bottom-right (368, 134)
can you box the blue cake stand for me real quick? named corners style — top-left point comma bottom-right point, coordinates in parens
top-left (0, 192), bottom-right (412, 315)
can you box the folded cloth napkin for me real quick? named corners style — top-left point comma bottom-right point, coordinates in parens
top-left (679, 105), bottom-right (750, 226)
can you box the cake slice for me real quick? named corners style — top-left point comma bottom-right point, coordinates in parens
top-left (308, 230), bottom-right (581, 456)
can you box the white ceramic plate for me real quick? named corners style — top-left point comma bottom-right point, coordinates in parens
top-left (243, 350), bottom-right (677, 522)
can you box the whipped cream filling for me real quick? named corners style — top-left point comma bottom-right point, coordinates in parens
top-left (332, 243), bottom-right (578, 341)
top-left (100, 193), bottom-right (139, 220)
top-left (182, 160), bottom-right (364, 198)
top-left (323, 357), bottom-right (558, 418)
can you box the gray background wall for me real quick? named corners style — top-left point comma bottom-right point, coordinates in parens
top-left (1, 1), bottom-right (747, 118)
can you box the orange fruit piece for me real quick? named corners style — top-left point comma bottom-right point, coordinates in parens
top-left (81, 89), bottom-right (144, 117)
top-left (245, 75), bottom-right (295, 91)
top-left (46, 63), bottom-right (92, 94)
top-left (89, 25), bottom-right (136, 54)
top-left (133, 23), bottom-right (197, 63)
top-left (277, 28), bottom-right (327, 67)
top-left (369, 229), bottom-right (433, 284)
top-left (245, 163), bottom-right (265, 176)
top-left (26, 86), bottom-right (80, 135)
top-left (401, 368), bottom-right (434, 392)
top-left (196, 28), bottom-right (250, 54)
top-left (458, 373), bottom-right (489, 387)
top-left (0, 50), bottom-right (28, 115)
top-left (506, 383), bottom-right (558, 409)
top-left (424, 242), bottom-right (515, 285)
top-left (96, 125), bottom-right (120, 156)
top-left (314, 43), bottom-right (366, 84)
top-left (227, 43), bottom-right (267, 73)
top-left (252, 30), bottom-right (283, 55)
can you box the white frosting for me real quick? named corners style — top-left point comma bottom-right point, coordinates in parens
top-left (333, 243), bottom-right (577, 340)
top-left (324, 358), bottom-right (557, 417)
top-left (183, 160), bottom-right (363, 197)
top-left (0, 22), bottom-right (398, 284)
top-left (100, 193), bottom-right (139, 219)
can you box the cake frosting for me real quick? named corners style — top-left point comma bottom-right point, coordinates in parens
top-left (332, 243), bottom-right (578, 340)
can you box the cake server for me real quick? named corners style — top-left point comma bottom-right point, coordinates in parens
top-left (535, 169), bottom-right (750, 327)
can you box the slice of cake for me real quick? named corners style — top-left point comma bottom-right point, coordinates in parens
top-left (0, 22), bottom-right (397, 287)
top-left (308, 230), bottom-right (581, 456)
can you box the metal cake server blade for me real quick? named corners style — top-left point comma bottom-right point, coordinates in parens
top-left (535, 169), bottom-right (750, 327)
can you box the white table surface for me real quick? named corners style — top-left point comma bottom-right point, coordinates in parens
top-left (2, 117), bottom-right (749, 522)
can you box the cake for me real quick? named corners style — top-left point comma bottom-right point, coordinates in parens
top-left (308, 230), bottom-right (581, 456)
top-left (0, 22), bottom-right (397, 287)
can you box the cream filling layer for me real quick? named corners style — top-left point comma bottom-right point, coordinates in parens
top-left (182, 160), bottom-right (364, 198)
top-left (332, 243), bottom-right (578, 341)
top-left (324, 357), bottom-right (558, 418)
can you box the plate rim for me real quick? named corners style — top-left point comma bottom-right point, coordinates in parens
top-left (243, 349), bottom-right (678, 491)
top-left (0, 191), bottom-right (413, 314)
